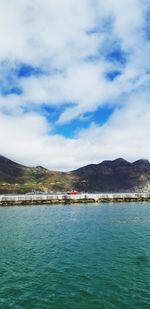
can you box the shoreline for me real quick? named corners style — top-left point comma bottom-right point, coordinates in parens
top-left (0, 193), bottom-right (150, 206)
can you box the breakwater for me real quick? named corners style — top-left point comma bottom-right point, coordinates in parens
top-left (0, 193), bottom-right (150, 206)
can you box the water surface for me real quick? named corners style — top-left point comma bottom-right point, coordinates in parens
top-left (0, 202), bottom-right (150, 308)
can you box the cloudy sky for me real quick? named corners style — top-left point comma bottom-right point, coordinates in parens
top-left (0, 0), bottom-right (150, 170)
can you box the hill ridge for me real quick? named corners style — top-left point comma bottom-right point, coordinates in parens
top-left (0, 155), bottom-right (150, 193)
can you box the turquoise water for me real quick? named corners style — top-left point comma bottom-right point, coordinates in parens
top-left (0, 203), bottom-right (150, 309)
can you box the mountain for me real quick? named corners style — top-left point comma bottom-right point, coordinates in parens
top-left (0, 155), bottom-right (150, 193)
top-left (134, 159), bottom-right (150, 172)
top-left (73, 158), bottom-right (150, 192)
top-left (0, 155), bottom-right (77, 193)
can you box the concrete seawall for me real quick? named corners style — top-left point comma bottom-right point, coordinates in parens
top-left (0, 193), bottom-right (150, 206)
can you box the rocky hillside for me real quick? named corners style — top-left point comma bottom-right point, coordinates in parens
top-left (0, 155), bottom-right (149, 193)
top-left (73, 158), bottom-right (150, 192)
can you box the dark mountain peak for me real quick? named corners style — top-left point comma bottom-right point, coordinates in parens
top-left (0, 155), bottom-right (19, 167)
top-left (72, 163), bottom-right (97, 176)
top-left (75, 163), bottom-right (96, 170)
top-left (0, 155), bottom-right (24, 167)
top-left (111, 158), bottom-right (132, 167)
top-left (0, 155), bottom-right (12, 162)
top-left (113, 158), bottom-right (129, 164)
top-left (101, 158), bottom-right (129, 164)
top-left (100, 158), bottom-right (130, 167)
top-left (134, 159), bottom-right (150, 171)
top-left (0, 155), bottom-right (5, 159)
top-left (134, 159), bottom-right (149, 165)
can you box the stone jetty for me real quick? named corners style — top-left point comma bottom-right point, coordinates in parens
top-left (0, 193), bottom-right (150, 206)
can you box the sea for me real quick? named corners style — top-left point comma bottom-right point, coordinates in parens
top-left (0, 202), bottom-right (150, 309)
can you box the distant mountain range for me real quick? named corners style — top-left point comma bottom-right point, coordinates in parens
top-left (0, 155), bottom-right (150, 193)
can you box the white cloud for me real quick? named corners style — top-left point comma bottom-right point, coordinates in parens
top-left (0, 0), bottom-right (149, 114)
top-left (0, 0), bottom-right (100, 65)
top-left (0, 91), bottom-right (149, 170)
top-left (0, 0), bottom-right (149, 169)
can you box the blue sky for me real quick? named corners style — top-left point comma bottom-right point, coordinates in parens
top-left (0, 0), bottom-right (150, 170)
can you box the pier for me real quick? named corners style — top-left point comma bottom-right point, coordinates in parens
top-left (0, 193), bottom-right (150, 206)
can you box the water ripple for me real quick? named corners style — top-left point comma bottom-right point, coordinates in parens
top-left (0, 202), bottom-right (150, 308)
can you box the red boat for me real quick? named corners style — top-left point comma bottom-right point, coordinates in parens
top-left (67, 190), bottom-right (79, 195)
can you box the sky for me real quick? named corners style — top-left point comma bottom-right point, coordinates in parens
top-left (0, 0), bottom-right (150, 170)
